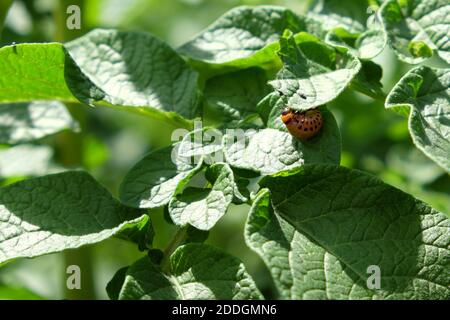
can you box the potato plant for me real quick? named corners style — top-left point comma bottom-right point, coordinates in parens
top-left (0, 0), bottom-right (449, 300)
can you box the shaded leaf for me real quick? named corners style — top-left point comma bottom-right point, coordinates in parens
top-left (0, 101), bottom-right (78, 145)
top-left (169, 163), bottom-right (235, 230)
top-left (380, 0), bottom-right (450, 64)
top-left (386, 66), bottom-right (450, 172)
top-left (119, 243), bottom-right (263, 300)
top-left (115, 215), bottom-right (154, 251)
top-left (223, 106), bottom-right (341, 175)
top-left (0, 145), bottom-right (55, 178)
top-left (269, 31), bottom-right (361, 112)
top-left (119, 145), bottom-right (204, 209)
top-left (204, 68), bottom-right (270, 121)
top-left (106, 266), bottom-right (129, 300)
top-left (0, 171), bottom-right (144, 264)
top-left (66, 29), bottom-right (200, 119)
top-left (247, 165), bottom-right (450, 299)
top-left (178, 6), bottom-right (323, 74)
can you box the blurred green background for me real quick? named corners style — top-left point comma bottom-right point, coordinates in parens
top-left (0, 0), bottom-right (448, 300)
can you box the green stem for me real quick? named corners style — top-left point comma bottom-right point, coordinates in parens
top-left (53, 0), bottom-right (95, 300)
top-left (53, 0), bottom-right (86, 42)
top-left (161, 227), bottom-right (188, 274)
top-left (0, 0), bottom-right (12, 39)
top-left (63, 247), bottom-right (96, 300)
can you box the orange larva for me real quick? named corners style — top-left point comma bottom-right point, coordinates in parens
top-left (281, 108), bottom-right (323, 140)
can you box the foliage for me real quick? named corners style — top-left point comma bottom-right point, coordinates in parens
top-left (0, 0), bottom-right (448, 300)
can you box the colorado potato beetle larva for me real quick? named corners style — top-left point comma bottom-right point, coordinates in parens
top-left (281, 108), bottom-right (323, 140)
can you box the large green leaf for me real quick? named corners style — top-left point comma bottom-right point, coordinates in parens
top-left (0, 171), bottom-right (144, 264)
top-left (119, 145), bottom-right (203, 209)
top-left (380, 0), bottom-right (450, 64)
top-left (0, 145), bottom-right (55, 178)
top-left (223, 106), bottom-right (341, 175)
top-left (0, 102), bottom-right (78, 144)
top-left (0, 31), bottom-right (198, 128)
top-left (178, 6), bottom-right (323, 74)
top-left (118, 243), bottom-right (263, 300)
top-left (269, 31), bottom-right (361, 112)
top-left (309, 0), bottom-right (368, 33)
top-left (247, 165), bottom-right (450, 299)
top-left (66, 29), bottom-right (200, 119)
top-left (204, 68), bottom-right (270, 121)
top-left (386, 66), bottom-right (450, 173)
top-left (169, 163), bottom-right (235, 230)
top-left (309, 1), bottom-right (386, 60)
top-left (0, 285), bottom-right (44, 300)
top-left (0, 43), bottom-right (81, 104)
top-left (325, 26), bottom-right (387, 61)
top-left (177, 127), bottom-right (223, 163)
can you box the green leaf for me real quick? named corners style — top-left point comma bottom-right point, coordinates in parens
top-left (118, 243), bottom-right (263, 300)
top-left (0, 101), bottom-right (79, 144)
top-left (177, 127), bottom-right (223, 163)
top-left (0, 145), bottom-right (54, 178)
top-left (204, 68), bottom-right (270, 121)
top-left (66, 29), bottom-right (200, 119)
top-left (0, 171), bottom-right (144, 264)
top-left (119, 145), bottom-right (204, 209)
top-left (386, 145), bottom-right (445, 184)
top-left (245, 189), bottom-right (294, 298)
top-left (380, 0), bottom-right (450, 64)
top-left (178, 6), bottom-right (323, 74)
top-left (223, 106), bottom-right (341, 175)
top-left (0, 285), bottom-right (44, 300)
top-left (0, 43), bottom-right (83, 104)
top-left (385, 66), bottom-right (450, 172)
top-left (269, 31), bottom-right (361, 112)
top-left (115, 215), bottom-right (154, 251)
top-left (326, 27), bottom-right (387, 60)
top-left (310, 1), bottom-right (387, 60)
top-left (205, 163), bottom-right (248, 203)
top-left (351, 60), bottom-right (386, 100)
top-left (0, 32), bottom-right (198, 128)
top-left (250, 165), bottom-right (450, 299)
top-left (169, 163), bottom-right (235, 230)
top-left (184, 225), bottom-right (209, 245)
top-left (106, 266), bottom-right (129, 300)
top-left (309, 0), bottom-right (368, 34)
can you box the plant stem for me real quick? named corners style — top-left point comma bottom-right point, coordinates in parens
top-left (53, 0), bottom-right (96, 300)
top-left (161, 227), bottom-right (188, 273)
top-left (0, 0), bottom-right (13, 38)
top-left (53, 0), bottom-right (86, 42)
top-left (63, 247), bottom-right (96, 300)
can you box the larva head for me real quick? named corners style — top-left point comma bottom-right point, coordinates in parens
top-left (281, 108), bottom-right (323, 140)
